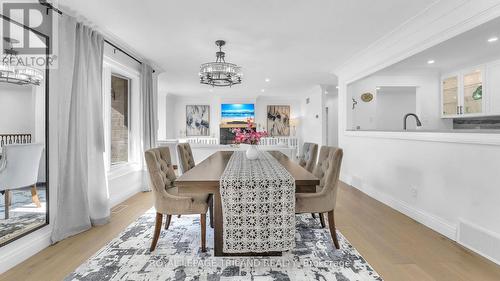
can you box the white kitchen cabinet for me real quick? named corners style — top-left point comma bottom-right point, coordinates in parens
top-left (441, 65), bottom-right (490, 118)
top-left (441, 75), bottom-right (459, 117)
top-left (486, 60), bottom-right (500, 115)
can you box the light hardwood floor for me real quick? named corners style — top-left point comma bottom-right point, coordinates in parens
top-left (2, 183), bottom-right (500, 281)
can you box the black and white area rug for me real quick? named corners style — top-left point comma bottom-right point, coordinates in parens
top-left (66, 209), bottom-right (382, 281)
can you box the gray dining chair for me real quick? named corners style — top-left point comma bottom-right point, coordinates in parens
top-left (295, 146), bottom-right (343, 249)
top-left (177, 143), bottom-right (214, 228)
top-left (145, 146), bottom-right (208, 252)
top-left (298, 142), bottom-right (318, 173)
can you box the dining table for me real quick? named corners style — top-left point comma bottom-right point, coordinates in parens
top-left (175, 150), bottom-right (320, 256)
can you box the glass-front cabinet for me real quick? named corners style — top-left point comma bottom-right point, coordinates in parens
top-left (441, 67), bottom-right (485, 118)
top-left (463, 70), bottom-right (483, 114)
top-left (442, 76), bottom-right (459, 116)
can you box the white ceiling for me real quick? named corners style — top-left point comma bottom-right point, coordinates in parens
top-left (59, 0), bottom-right (436, 97)
top-left (381, 16), bottom-right (500, 75)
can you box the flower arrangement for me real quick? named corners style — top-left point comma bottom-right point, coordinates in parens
top-left (232, 119), bottom-right (268, 145)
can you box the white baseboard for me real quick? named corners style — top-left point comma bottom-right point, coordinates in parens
top-left (340, 174), bottom-right (457, 240)
top-left (341, 174), bottom-right (500, 266)
top-left (0, 226), bottom-right (52, 274)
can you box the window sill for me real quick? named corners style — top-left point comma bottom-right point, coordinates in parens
top-left (107, 162), bottom-right (142, 181)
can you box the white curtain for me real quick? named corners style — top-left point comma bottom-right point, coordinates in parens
top-left (51, 16), bottom-right (110, 243)
top-left (140, 63), bottom-right (157, 191)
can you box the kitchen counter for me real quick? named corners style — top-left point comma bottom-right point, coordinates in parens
top-left (348, 129), bottom-right (500, 134)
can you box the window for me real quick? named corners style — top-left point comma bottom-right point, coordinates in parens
top-left (110, 74), bottom-right (130, 164)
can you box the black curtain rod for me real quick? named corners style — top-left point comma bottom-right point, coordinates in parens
top-left (105, 39), bottom-right (156, 73)
top-left (40, 1), bottom-right (156, 73)
top-left (105, 40), bottom-right (142, 64)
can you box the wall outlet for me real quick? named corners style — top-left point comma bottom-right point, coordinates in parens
top-left (410, 186), bottom-right (418, 198)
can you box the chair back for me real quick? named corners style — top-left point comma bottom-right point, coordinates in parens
top-left (0, 143), bottom-right (44, 190)
top-left (177, 143), bottom-right (195, 173)
top-left (313, 146), bottom-right (343, 209)
top-left (145, 146), bottom-right (177, 194)
top-left (298, 142), bottom-right (318, 173)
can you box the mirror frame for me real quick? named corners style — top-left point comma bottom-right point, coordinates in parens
top-left (0, 14), bottom-right (50, 247)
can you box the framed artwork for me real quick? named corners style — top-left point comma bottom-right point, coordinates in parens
top-left (267, 105), bottom-right (290, 136)
top-left (186, 105), bottom-right (210, 136)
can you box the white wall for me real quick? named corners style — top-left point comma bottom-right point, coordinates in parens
top-left (348, 72), bottom-right (452, 130)
top-left (0, 84), bottom-right (35, 134)
top-left (325, 92), bottom-right (338, 146)
top-left (375, 87), bottom-right (416, 130)
top-left (337, 1), bottom-right (500, 265)
top-left (157, 94), bottom-right (167, 140)
top-left (301, 85), bottom-right (326, 146)
top-left (163, 94), bottom-right (302, 141)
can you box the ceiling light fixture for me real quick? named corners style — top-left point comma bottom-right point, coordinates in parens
top-left (261, 89), bottom-right (265, 93)
top-left (265, 78), bottom-right (270, 82)
top-left (427, 60), bottom-right (435, 64)
top-left (199, 40), bottom-right (242, 87)
top-left (488, 36), bottom-right (498, 43)
top-left (0, 37), bottom-right (43, 86)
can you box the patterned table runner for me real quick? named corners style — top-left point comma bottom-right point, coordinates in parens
top-left (220, 151), bottom-right (296, 253)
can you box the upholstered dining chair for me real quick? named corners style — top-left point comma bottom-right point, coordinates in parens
top-left (145, 146), bottom-right (208, 252)
top-left (0, 143), bottom-right (44, 219)
top-left (297, 142), bottom-right (319, 220)
top-left (295, 146), bottom-right (343, 249)
top-left (298, 142), bottom-right (318, 173)
top-left (177, 143), bottom-right (214, 228)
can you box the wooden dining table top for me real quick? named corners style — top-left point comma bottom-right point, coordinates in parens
top-left (175, 150), bottom-right (320, 192)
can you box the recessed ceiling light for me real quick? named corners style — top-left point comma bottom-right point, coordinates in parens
top-left (265, 78), bottom-right (270, 82)
top-left (427, 60), bottom-right (435, 64)
top-left (488, 36), bottom-right (498, 43)
top-left (376, 87), bottom-right (381, 90)
top-left (261, 89), bottom-right (265, 92)
top-left (336, 86), bottom-right (339, 89)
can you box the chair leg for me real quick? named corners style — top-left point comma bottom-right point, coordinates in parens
top-left (177, 215), bottom-right (181, 218)
top-left (311, 213), bottom-right (316, 219)
top-left (31, 185), bottom-right (42, 208)
top-left (327, 211), bottom-right (340, 249)
top-left (164, 214), bottom-right (172, 230)
top-left (208, 194), bottom-right (214, 228)
top-left (200, 213), bottom-right (206, 252)
top-left (319, 213), bottom-right (326, 228)
top-left (4, 190), bottom-right (10, 219)
top-left (150, 212), bottom-right (163, 252)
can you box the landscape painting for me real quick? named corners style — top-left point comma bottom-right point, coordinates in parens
top-left (267, 105), bottom-right (290, 136)
top-left (186, 105), bottom-right (210, 136)
top-left (220, 103), bottom-right (255, 125)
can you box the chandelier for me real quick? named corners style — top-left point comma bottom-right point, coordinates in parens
top-left (0, 38), bottom-right (44, 86)
top-left (199, 40), bottom-right (242, 87)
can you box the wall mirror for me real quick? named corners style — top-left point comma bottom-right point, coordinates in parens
top-left (0, 15), bottom-right (49, 246)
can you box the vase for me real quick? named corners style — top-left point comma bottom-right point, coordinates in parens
top-left (245, 145), bottom-right (259, 160)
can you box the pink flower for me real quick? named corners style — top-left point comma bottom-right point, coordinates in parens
top-left (231, 121), bottom-right (267, 145)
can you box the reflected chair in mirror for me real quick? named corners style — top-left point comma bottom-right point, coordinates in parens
top-left (0, 143), bottom-right (44, 219)
top-left (145, 146), bottom-right (208, 252)
top-left (295, 146), bottom-right (343, 249)
top-left (177, 143), bottom-right (214, 228)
